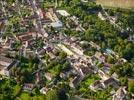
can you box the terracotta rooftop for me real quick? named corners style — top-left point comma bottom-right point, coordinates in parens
top-left (0, 55), bottom-right (13, 64)
top-left (92, 80), bottom-right (101, 87)
top-left (103, 77), bottom-right (117, 85)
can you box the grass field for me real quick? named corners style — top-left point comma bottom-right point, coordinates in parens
top-left (96, 0), bottom-right (134, 9)
top-left (20, 92), bottom-right (45, 100)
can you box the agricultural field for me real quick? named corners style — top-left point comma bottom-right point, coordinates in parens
top-left (96, 0), bottom-right (134, 9)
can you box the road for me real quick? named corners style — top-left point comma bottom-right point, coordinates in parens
top-left (27, 0), bottom-right (48, 37)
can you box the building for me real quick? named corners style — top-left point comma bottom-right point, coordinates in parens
top-left (70, 16), bottom-right (79, 25)
top-left (81, 0), bottom-right (88, 3)
top-left (23, 83), bottom-right (35, 92)
top-left (117, 58), bottom-right (127, 64)
top-left (90, 80), bottom-right (103, 91)
top-left (45, 73), bottom-right (54, 81)
top-left (98, 12), bottom-right (106, 21)
top-left (89, 41), bottom-right (101, 50)
top-left (69, 75), bottom-right (83, 88)
top-left (60, 72), bottom-right (68, 80)
top-left (35, 72), bottom-right (41, 84)
top-left (102, 77), bottom-right (119, 89)
top-left (16, 32), bottom-right (36, 45)
top-left (36, 47), bottom-right (46, 57)
top-left (102, 67), bottom-right (110, 74)
top-left (128, 35), bottom-right (134, 43)
top-left (90, 77), bottom-right (119, 91)
top-left (40, 87), bottom-right (49, 94)
top-left (56, 10), bottom-right (70, 17)
top-left (0, 56), bottom-right (19, 77)
top-left (79, 66), bottom-right (93, 77)
top-left (98, 70), bottom-right (109, 80)
top-left (46, 8), bottom-right (59, 22)
top-left (94, 52), bottom-right (106, 63)
top-left (23, 49), bottom-right (35, 58)
top-left (112, 87), bottom-right (127, 100)
top-left (50, 21), bottom-right (63, 28)
top-left (36, 8), bottom-right (44, 19)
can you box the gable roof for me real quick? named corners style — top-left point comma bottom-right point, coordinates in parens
top-left (103, 77), bottom-right (118, 86)
top-left (23, 83), bottom-right (35, 91)
top-left (80, 66), bottom-right (93, 75)
top-left (92, 80), bottom-right (101, 87)
top-left (6, 60), bottom-right (19, 70)
top-left (0, 56), bottom-right (13, 64)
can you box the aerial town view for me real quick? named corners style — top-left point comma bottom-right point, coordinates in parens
top-left (0, 0), bottom-right (134, 100)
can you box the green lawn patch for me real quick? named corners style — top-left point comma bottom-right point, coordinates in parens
top-left (79, 74), bottom-right (101, 93)
top-left (13, 84), bottom-right (21, 96)
top-left (20, 92), bottom-right (45, 100)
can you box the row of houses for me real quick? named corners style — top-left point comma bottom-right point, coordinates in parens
top-left (90, 77), bottom-right (119, 92)
top-left (52, 33), bottom-right (130, 99)
top-left (0, 55), bottom-right (19, 77)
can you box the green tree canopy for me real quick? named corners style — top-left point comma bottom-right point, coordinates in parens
top-left (46, 89), bottom-right (58, 100)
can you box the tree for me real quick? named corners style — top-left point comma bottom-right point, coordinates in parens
top-left (59, 51), bottom-right (67, 59)
top-left (58, 89), bottom-right (68, 100)
top-left (33, 87), bottom-right (40, 95)
top-left (11, 67), bottom-right (17, 76)
top-left (128, 81), bottom-right (134, 94)
top-left (110, 62), bottom-right (134, 77)
top-left (63, 61), bottom-right (70, 70)
top-left (20, 76), bottom-right (25, 84)
top-left (46, 89), bottom-right (58, 100)
top-left (55, 64), bottom-right (62, 74)
top-left (107, 56), bottom-right (115, 64)
top-left (7, 0), bottom-right (15, 3)
top-left (119, 77), bottom-right (128, 86)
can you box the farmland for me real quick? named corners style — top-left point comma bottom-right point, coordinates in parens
top-left (96, 0), bottom-right (134, 9)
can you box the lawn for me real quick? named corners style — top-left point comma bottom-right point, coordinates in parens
top-left (20, 92), bottom-right (31, 100)
top-left (79, 74), bottom-right (101, 93)
top-left (78, 74), bottom-right (101, 97)
top-left (82, 74), bottom-right (101, 86)
top-left (20, 92), bottom-right (45, 100)
top-left (13, 84), bottom-right (21, 96)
